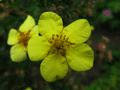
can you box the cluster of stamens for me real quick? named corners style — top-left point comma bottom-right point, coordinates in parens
top-left (19, 31), bottom-right (30, 47)
top-left (48, 34), bottom-right (71, 56)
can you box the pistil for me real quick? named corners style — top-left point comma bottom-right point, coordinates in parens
top-left (19, 31), bottom-right (30, 47)
top-left (48, 34), bottom-right (71, 56)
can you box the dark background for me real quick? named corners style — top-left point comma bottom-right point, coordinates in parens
top-left (0, 0), bottom-right (120, 90)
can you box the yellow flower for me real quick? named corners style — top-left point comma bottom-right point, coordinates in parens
top-left (28, 12), bottom-right (94, 82)
top-left (7, 15), bottom-right (38, 62)
top-left (24, 87), bottom-right (32, 90)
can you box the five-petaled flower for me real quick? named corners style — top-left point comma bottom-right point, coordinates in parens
top-left (28, 12), bottom-right (94, 82)
top-left (7, 15), bottom-right (38, 62)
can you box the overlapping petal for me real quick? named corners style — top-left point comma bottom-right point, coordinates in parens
top-left (38, 12), bottom-right (63, 38)
top-left (7, 29), bottom-right (19, 45)
top-left (19, 15), bottom-right (35, 33)
top-left (66, 44), bottom-right (94, 71)
top-left (10, 44), bottom-right (27, 62)
top-left (40, 54), bottom-right (68, 82)
top-left (30, 25), bottom-right (39, 37)
top-left (28, 36), bottom-right (50, 61)
top-left (63, 19), bottom-right (92, 44)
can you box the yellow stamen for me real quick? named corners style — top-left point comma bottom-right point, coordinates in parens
top-left (48, 34), bottom-right (72, 56)
top-left (19, 31), bottom-right (30, 47)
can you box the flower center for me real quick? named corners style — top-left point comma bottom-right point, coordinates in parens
top-left (48, 34), bottom-right (72, 56)
top-left (19, 31), bottom-right (30, 47)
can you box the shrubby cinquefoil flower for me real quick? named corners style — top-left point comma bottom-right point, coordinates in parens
top-left (28, 12), bottom-right (94, 82)
top-left (7, 15), bottom-right (38, 62)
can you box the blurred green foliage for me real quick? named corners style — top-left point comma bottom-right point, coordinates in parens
top-left (85, 60), bottom-right (120, 90)
top-left (0, 0), bottom-right (120, 90)
top-left (95, 0), bottom-right (120, 31)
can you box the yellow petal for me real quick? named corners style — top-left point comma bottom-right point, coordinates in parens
top-left (19, 15), bottom-right (35, 33)
top-left (38, 12), bottom-right (63, 38)
top-left (24, 87), bottom-right (32, 90)
top-left (7, 29), bottom-right (19, 45)
top-left (28, 36), bottom-right (50, 61)
top-left (30, 25), bottom-right (39, 37)
top-left (40, 54), bottom-right (68, 82)
top-left (63, 19), bottom-right (92, 44)
top-left (66, 44), bottom-right (94, 71)
top-left (10, 44), bottom-right (27, 62)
